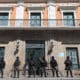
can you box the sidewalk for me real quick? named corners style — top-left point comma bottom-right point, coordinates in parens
top-left (0, 75), bottom-right (80, 80)
top-left (0, 77), bottom-right (80, 80)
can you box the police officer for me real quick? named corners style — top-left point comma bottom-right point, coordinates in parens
top-left (0, 57), bottom-right (6, 78)
top-left (50, 56), bottom-right (59, 77)
top-left (64, 56), bottom-right (73, 77)
top-left (13, 56), bottom-right (20, 78)
top-left (39, 56), bottom-right (47, 77)
top-left (23, 62), bottom-right (27, 76)
top-left (28, 57), bottom-right (36, 77)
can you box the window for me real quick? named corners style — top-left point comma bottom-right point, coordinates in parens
top-left (63, 12), bottom-right (75, 26)
top-left (0, 13), bottom-right (9, 26)
top-left (66, 48), bottom-right (79, 69)
top-left (30, 13), bottom-right (41, 26)
top-left (0, 47), bottom-right (5, 60)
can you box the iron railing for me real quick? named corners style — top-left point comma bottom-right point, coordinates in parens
top-left (56, 0), bottom-right (80, 3)
top-left (0, 19), bottom-right (80, 27)
top-left (0, 0), bottom-right (80, 3)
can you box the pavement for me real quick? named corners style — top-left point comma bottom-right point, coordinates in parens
top-left (0, 77), bottom-right (80, 80)
top-left (0, 75), bottom-right (80, 80)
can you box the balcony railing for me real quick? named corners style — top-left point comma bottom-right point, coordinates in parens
top-left (56, 0), bottom-right (80, 3)
top-left (0, 19), bottom-right (80, 27)
top-left (0, 0), bottom-right (80, 3)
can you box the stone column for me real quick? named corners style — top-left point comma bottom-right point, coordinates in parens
top-left (16, 0), bottom-right (24, 26)
top-left (47, 0), bottom-right (56, 27)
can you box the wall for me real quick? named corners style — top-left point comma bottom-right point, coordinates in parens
top-left (23, 6), bottom-right (29, 26)
top-left (43, 6), bottom-right (48, 27)
top-left (4, 40), bottom-right (25, 75)
top-left (56, 5), bottom-right (62, 26)
top-left (0, 31), bottom-right (80, 76)
top-left (10, 5), bottom-right (16, 26)
top-left (76, 6), bottom-right (80, 26)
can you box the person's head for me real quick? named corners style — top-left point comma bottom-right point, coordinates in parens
top-left (67, 56), bottom-right (69, 60)
top-left (51, 56), bottom-right (54, 60)
top-left (16, 56), bottom-right (19, 60)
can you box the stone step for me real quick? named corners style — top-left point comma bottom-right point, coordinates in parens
top-left (0, 77), bottom-right (80, 80)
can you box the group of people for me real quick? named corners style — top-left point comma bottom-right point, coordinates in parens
top-left (0, 56), bottom-right (73, 78)
top-left (23, 56), bottom-right (73, 78)
top-left (50, 56), bottom-right (73, 77)
top-left (23, 56), bottom-right (47, 77)
top-left (0, 56), bottom-right (21, 78)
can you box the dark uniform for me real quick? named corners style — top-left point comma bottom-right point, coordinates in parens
top-left (0, 57), bottom-right (5, 78)
top-left (23, 62), bottom-right (27, 76)
top-left (64, 56), bottom-right (73, 77)
top-left (13, 57), bottom-right (20, 78)
top-left (50, 56), bottom-right (58, 77)
top-left (39, 57), bottom-right (47, 77)
top-left (28, 58), bottom-right (36, 77)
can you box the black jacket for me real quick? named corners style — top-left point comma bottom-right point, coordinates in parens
top-left (40, 60), bottom-right (47, 67)
top-left (50, 59), bottom-right (58, 68)
top-left (64, 59), bottom-right (72, 70)
top-left (14, 59), bottom-right (20, 67)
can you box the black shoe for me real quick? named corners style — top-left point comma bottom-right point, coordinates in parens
top-left (28, 76), bottom-right (30, 78)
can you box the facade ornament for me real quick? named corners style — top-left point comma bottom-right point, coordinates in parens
top-left (14, 40), bottom-right (19, 55)
top-left (48, 40), bottom-right (54, 55)
top-left (17, 0), bottom-right (24, 7)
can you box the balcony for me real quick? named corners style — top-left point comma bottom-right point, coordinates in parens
top-left (0, 0), bottom-right (47, 3)
top-left (56, 0), bottom-right (80, 3)
top-left (0, 0), bottom-right (80, 3)
top-left (0, 19), bottom-right (80, 28)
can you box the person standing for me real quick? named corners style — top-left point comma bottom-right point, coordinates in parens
top-left (39, 56), bottom-right (47, 77)
top-left (64, 56), bottom-right (73, 77)
top-left (0, 57), bottom-right (6, 78)
top-left (50, 56), bottom-right (59, 77)
top-left (23, 62), bottom-right (27, 76)
top-left (13, 56), bottom-right (20, 78)
top-left (28, 57), bottom-right (36, 77)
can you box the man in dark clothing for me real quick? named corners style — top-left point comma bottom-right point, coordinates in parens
top-left (13, 56), bottom-right (20, 78)
top-left (50, 56), bottom-right (59, 77)
top-left (22, 62), bottom-right (27, 76)
top-left (0, 57), bottom-right (6, 78)
top-left (39, 56), bottom-right (47, 77)
top-left (64, 56), bottom-right (73, 77)
top-left (28, 57), bottom-right (36, 77)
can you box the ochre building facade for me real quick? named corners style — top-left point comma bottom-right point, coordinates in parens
top-left (0, 0), bottom-right (80, 76)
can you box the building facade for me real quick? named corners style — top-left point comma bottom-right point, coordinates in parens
top-left (0, 0), bottom-right (80, 76)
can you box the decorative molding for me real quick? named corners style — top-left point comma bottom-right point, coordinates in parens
top-left (47, 0), bottom-right (56, 3)
top-left (16, 0), bottom-right (24, 7)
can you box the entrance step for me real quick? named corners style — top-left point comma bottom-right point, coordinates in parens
top-left (1, 77), bottom-right (80, 80)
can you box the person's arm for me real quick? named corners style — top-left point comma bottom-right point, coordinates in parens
top-left (64, 60), bottom-right (66, 64)
top-left (70, 60), bottom-right (72, 67)
top-left (50, 61), bottom-right (52, 68)
top-left (19, 60), bottom-right (21, 66)
top-left (55, 60), bottom-right (58, 66)
top-left (3, 61), bottom-right (6, 69)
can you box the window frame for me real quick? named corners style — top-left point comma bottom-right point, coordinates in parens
top-left (0, 10), bottom-right (10, 26)
top-left (0, 47), bottom-right (5, 59)
top-left (29, 10), bottom-right (43, 27)
top-left (61, 10), bottom-right (76, 27)
top-left (66, 47), bottom-right (79, 70)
